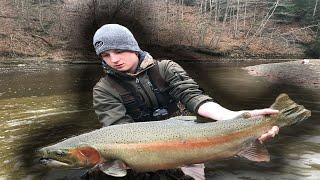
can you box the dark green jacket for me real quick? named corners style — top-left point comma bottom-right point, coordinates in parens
top-left (93, 53), bottom-right (212, 126)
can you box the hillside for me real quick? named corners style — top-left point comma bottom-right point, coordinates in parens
top-left (0, 0), bottom-right (319, 61)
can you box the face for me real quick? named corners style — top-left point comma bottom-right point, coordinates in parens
top-left (101, 49), bottom-right (139, 73)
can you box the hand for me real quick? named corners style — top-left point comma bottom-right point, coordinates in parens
top-left (245, 108), bottom-right (279, 143)
top-left (258, 126), bottom-right (279, 143)
top-left (245, 108), bottom-right (279, 117)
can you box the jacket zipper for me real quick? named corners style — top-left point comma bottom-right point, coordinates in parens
top-left (136, 77), bottom-right (154, 108)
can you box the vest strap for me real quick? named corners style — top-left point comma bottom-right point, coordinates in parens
top-left (105, 60), bottom-right (178, 121)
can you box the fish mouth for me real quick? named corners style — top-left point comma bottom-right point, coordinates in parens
top-left (39, 158), bottom-right (71, 167)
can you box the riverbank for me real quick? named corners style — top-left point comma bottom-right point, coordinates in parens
top-left (1, 42), bottom-right (308, 62)
top-left (0, 43), bottom-right (306, 65)
top-left (0, 55), bottom-right (299, 66)
top-left (244, 59), bottom-right (320, 89)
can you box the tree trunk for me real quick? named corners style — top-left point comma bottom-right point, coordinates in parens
top-left (204, 0), bottom-right (207, 13)
top-left (165, 0), bottom-right (169, 22)
top-left (181, 0), bottom-right (184, 21)
top-left (243, 0), bottom-right (280, 48)
top-left (200, 0), bottom-right (203, 13)
top-left (214, 0), bottom-right (218, 24)
top-left (244, 0), bottom-right (247, 27)
top-left (212, 0), bottom-right (229, 47)
top-left (209, 0), bottom-right (213, 15)
top-left (234, 0), bottom-right (240, 38)
top-left (313, 0), bottom-right (318, 17)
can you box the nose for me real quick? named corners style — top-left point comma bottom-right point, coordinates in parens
top-left (109, 53), bottom-right (120, 63)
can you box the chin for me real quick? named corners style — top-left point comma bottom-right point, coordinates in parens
top-left (118, 68), bottom-right (128, 72)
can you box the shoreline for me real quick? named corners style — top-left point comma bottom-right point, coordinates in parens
top-left (0, 43), bottom-right (308, 65)
top-left (244, 59), bottom-right (320, 89)
top-left (0, 57), bottom-right (298, 66)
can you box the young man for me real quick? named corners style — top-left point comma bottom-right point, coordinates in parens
top-left (92, 24), bottom-right (279, 179)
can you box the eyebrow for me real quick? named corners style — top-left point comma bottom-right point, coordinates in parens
top-left (101, 52), bottom-right (109, 56)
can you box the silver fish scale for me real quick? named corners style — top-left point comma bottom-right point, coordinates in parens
top-left (48, 115), bottom-right (267, 149)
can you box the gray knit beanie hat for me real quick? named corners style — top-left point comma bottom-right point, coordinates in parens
top-left (93, 24), bottom-right (142, 55)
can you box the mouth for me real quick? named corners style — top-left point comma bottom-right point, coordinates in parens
top-left (114, 64), bottom-right (124, 68)
top-left (39, 158), bottom-right (71, 167)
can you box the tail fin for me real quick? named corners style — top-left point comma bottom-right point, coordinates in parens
top-left (270, 94), bottom-right (311, 127)
top-left (270, 93), bottom-right (295, 111)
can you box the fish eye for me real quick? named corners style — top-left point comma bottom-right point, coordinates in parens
top-left (56, 150), bottom-right (65, 156)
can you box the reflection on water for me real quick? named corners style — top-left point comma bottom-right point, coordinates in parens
top-left (0, 63), bottom-right (101, 179)
top-left (181, 62), bottom-right (320, 180)
top-left (0, 61), bottom-right (319, 179)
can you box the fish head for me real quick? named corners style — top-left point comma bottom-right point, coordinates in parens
top-left (270, 94), bottom-right (311, 127)
top-left (37, 145), bottom-right (101, 168)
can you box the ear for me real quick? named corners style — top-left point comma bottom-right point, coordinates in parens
top-left (69, 146), bottom-right (101, 165)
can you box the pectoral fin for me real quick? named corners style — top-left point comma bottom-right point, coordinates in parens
top-left (99, 160), bottom-right (128, 177)
top-left (237, 140), bottom-right (270, 162)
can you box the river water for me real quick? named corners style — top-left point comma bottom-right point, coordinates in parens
top-left (0, 61), bottom-right (319, 180)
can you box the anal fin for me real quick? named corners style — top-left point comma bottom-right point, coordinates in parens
top-left (237, 140), bottom-right (270, 162)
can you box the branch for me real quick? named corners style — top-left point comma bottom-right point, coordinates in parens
top-left (314, 0), bottom-right (319, 17)
top-left (30, 34), bottom-right (53, 47)
top-left (241, 0), bottom-right (280, 49)
top-left (281, 24), bottom-right (320, 36)
top-left (0, 15), bottom-right (17, 19)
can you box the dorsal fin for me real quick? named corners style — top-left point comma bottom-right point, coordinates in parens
top-left (195, 112), bottom-right (251, 123)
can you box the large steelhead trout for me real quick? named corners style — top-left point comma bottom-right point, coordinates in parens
top-left (38, 94), bottom-right (311, 177)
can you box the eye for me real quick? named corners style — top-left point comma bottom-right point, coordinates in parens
top-left (56, 150), bottom-right (65, 156)
top-left (101, 53), bottom-right (110, 58)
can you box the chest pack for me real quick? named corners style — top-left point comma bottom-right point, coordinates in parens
top-left (105, 61), bottom-right (178, 122)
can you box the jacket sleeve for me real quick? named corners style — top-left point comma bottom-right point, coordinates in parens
top-left (159, 60), bottom-right (213, 113)
top-left (93, 78), bottom-right (134, 127)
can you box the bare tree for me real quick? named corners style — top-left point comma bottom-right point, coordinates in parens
top-left (211, 0), bottom-right (230, 47)
top-left (313, 0), bottom-right (318, 17)
top-left (181, 0), bottom-right (184, 20)
top-left (243, 0), bottom-right (247, 27)
top-left (243, 0), bottom-right (280, 48)
top-left (165, 0), bottom-right (170, 22)
top-left (234, 0), bottom-right (240, 38)
top-left (214, 0), bottom-right (218, 24)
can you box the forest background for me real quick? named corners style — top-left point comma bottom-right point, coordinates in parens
top-left (0, 0), bottom-right (320, 61)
